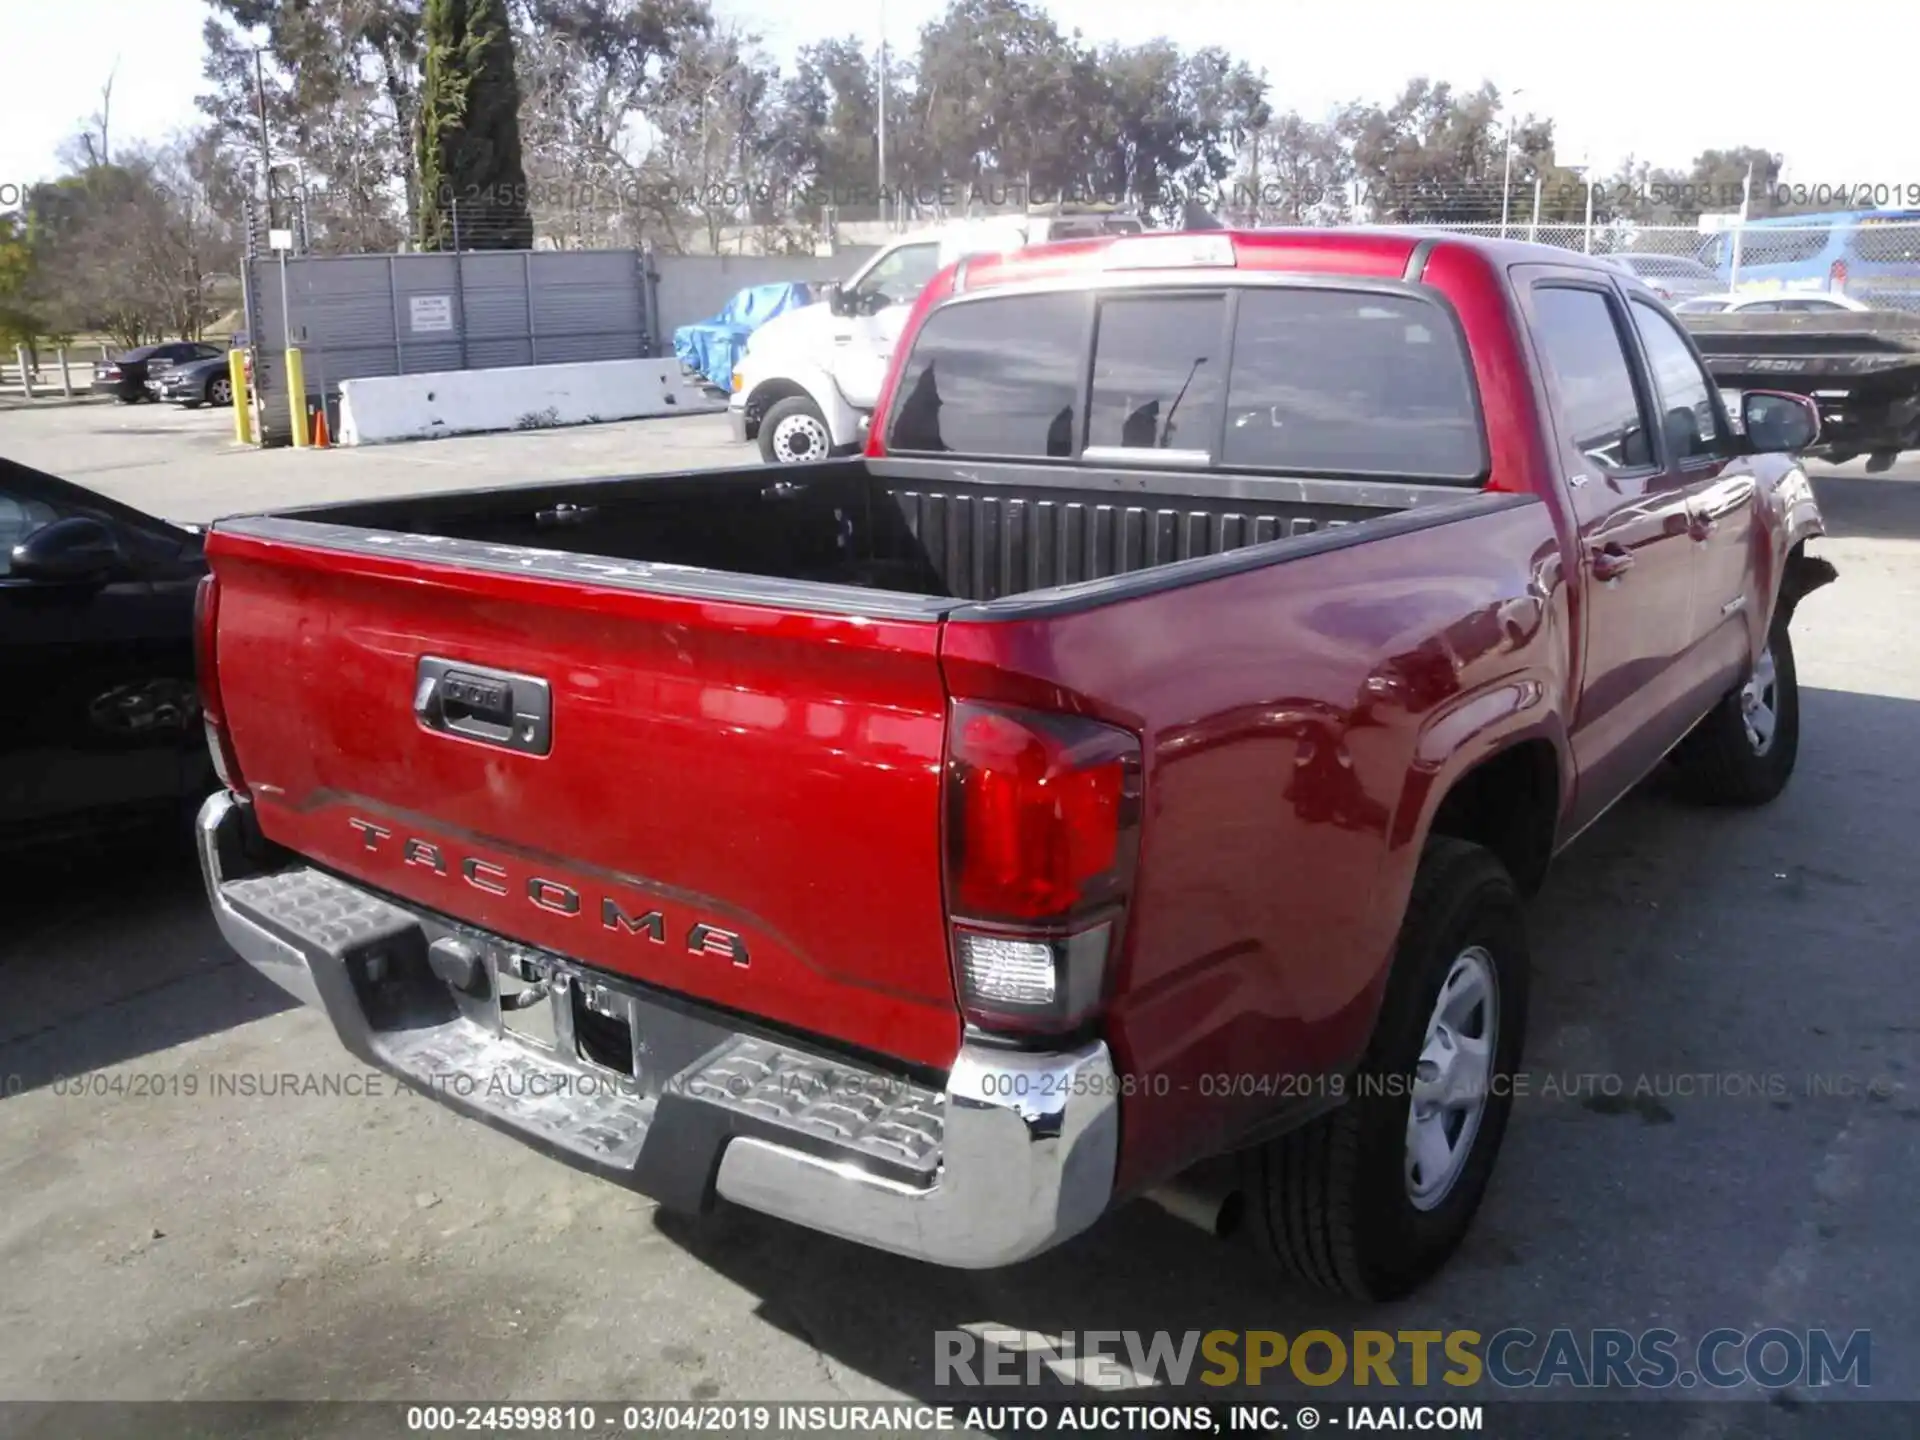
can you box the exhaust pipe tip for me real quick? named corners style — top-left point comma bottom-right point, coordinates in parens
top-left (1145, 1163), bottom-right (1245, 1240)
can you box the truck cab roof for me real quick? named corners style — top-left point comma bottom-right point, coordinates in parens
top-left (946, 226), bottom-right (1628, 293)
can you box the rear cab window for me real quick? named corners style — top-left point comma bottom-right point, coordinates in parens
top-left (886, 282), bottom-right (1487, 482)
top-left (887, 293), bottom-right (1085, 456)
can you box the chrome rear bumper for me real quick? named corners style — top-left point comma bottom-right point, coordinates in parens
top-left (197, 791), bottom-right (1118, 1268)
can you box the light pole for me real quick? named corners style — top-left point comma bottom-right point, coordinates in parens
top-left (1499, 88), bottom-right (1524, 238)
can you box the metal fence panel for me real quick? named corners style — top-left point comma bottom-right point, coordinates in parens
top-left (246, 247), bottom-right (652, 444)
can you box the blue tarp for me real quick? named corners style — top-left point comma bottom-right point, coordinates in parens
top-left (673, 282), bottom-right (814, 389)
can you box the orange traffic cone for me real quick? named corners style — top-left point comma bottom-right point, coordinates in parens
top-left (311, 405), bottom-right (331, 449)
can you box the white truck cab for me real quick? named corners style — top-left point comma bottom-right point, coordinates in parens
top-left (729, 210), bottom-right (1141, 463)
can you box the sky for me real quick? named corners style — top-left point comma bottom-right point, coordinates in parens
top-left (5, 0), bottom-right (1917, 197)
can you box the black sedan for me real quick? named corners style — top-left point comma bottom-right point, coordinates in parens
top-left (154, 352), bottom-right (236, 408)
top-left (92, 341), bottom-right (225, 402)
top-left (1, 457), bottom-right (214, 852)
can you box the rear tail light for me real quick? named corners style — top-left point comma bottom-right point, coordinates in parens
top-left (1830, 259), bottom-right (1849, 292)
top-left (194, 573), bottom-right (249, 798)
top-left (943, 701), bottom-right (1142, 1037)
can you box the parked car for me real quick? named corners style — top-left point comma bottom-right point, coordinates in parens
top-left (0, 457), bottom-right (213, 853)
top-left (1599, 252), bottom-right (1722, 303)
top-left (155, 351), bottom-right (238, 408)
top-left (92, 341), bottom-right (225, 402)
top-left (1676, 291), bottom-right (1872, 315)
top-left (192, 228), bottom-right (1834, 1301)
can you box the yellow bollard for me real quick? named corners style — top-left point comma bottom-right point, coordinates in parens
top-left (229, 350), bottom-right (254, 446)
top-left (285, 347), bottom-right (310, 447)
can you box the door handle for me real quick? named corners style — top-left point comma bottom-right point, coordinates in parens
top-left (1687, 505), bottom-right (1716, 540)
top-left (1590, 544), bottom-right (1635, 581)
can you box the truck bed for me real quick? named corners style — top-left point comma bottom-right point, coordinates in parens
top-left (1682, 311), bottom-right (1920, 456)
top-left (262, 457), bottom-right (1484, 610)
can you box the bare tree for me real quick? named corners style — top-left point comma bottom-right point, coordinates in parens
top-left (81, 61), bottom-right (120, 168)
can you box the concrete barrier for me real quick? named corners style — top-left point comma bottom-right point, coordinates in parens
top-left (337, 358), bottom-right (721, 446)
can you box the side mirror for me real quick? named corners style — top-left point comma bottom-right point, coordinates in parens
top-left (822, 283), bottom-right (852, 317)
top-left (10, 516), bottom-right (126, 583)
top-left (1741, 391), bottom-right (1821, 454)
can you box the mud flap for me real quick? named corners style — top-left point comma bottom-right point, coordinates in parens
top-left (1778, 546), bottom-right (1838, 627)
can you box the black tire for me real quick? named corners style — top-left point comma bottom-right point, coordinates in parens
top-left (181, 399), bottom-right (203, 410)
top-left (1243, 838), bottom-right (1529, 1300)
top-left (1670, 619), bottom-right (1799, 807)
top-left (117, 393), bottom-right (142, 405)
top-left (757, 395), bottom-right (832, 465)
top-left (208, 375), bottom-right (233, 407)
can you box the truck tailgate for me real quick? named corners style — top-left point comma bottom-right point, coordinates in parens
top-left (205, 528), bottom-right (962, 1070)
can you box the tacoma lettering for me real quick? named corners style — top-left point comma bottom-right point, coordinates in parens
top-left (344, 817), bottom-right (747, 967)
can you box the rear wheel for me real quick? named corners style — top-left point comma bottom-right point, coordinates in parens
top-left (1670, 619), bottom-right (1799, 806)
top-left (1243, 838), bottom-right (1529, 1299)
top-left (758, 396), bottom-right (832, 465)
top-left (208, 375), bottom-right (233, 406)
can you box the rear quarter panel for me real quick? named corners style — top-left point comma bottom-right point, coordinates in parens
top-left (941, 498), bottom-right (1574, 1193)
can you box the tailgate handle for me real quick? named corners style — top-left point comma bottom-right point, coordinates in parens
top-left (414, 656), bottom-right (553, 756)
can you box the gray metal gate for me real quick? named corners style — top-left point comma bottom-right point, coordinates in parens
top-left (245, 248), bottom-right (654, 445)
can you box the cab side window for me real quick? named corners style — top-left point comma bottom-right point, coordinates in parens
top-left (1629, 298), bottom-right (1731, 462)
top-left (1529, 286), bottom-right (1654, 474)
top-left (854, 243), bottom-right (943, 310)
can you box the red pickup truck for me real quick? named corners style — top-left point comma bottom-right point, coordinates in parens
top-left (194, 228), bottom-right (1835, 1300)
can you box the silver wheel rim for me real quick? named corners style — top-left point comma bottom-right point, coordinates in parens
top-left (770, 411), bottom-right (828, 463)
top-left (1741, 645), bottom-right (1778, 755)
top-left (211, 379), bottom-right (231, 404)
top-left (1405, 945), bottom-right (1499, 1211)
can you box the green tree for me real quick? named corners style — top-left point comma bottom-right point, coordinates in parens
top-left (0, 213), bottom-right (42, 351)
top-left (201, 0), bottom-right (421, 250)
top-left (418, 0), bottom-right (534, 250)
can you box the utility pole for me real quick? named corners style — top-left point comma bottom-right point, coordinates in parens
top-left (877, 0), bottom-right (889, 231)
top-left (254, 47), bottom-right (275, 231)
top-left (1730, 160), bottom-right (1755, 292)
top-left (1499, 88), bottom-right (1524, 238)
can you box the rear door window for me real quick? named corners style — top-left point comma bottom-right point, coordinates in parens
top-left (1529, 286), bottom-right (1655, 475)
top-left (1087, 295), bottom-right (1226, 453)
top-left (886, 293), bottom-right (1085, 457)
top-left (1221, 289), bottom-right (1484, 479)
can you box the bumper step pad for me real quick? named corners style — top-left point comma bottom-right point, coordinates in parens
top-left (679, 1038), bottom-right (944, 1185)
top-left (217, 865), bottom-right (943, 1185)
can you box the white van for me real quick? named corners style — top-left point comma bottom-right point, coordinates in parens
top-left (729, 211), bottom-right (1142, 463)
